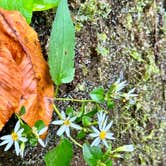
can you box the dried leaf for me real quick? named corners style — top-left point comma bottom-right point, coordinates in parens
top-left (0, 8), bottom-right (54, 130)
top-left (0, 47), bottom-right (22, 130)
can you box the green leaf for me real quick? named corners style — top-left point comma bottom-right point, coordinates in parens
top-left (107, 100), bottom-right (115, 109)
top-left (105, 160), bottom-right (113, 166)
top-left (33, 0), bottom-right (60, 11)
top-left (83, 143), bottom-right (103, 166)
top-left (90, 87), bottom-right (105, 103)
top-left (29, 137), bottom-right (38, 146)
top-left (48, 0), bottom-right (75, 85)
top-left (77, 130), bottom-right (86, 139)
top-left (34, 120), bottom-right (45, 130)
top-left (82, 116), bottom-right (91, 127)
top-left (0, 0), bottom-right (34, 23)
top-left (19, 106), bottom-right (26, 116)
top-left (45, 138), bottom-right (73, 166)
top-left (84, 107), bottom-right (98, 118)
top-left (66, 107), bottom-right (74, 116)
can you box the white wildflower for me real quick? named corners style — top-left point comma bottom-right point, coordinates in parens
top-left (32, 126), bottom-right (48, 147)
top-left (89, 112), bottom-right (115, 148)
top-left (121, 88), bottom-right (137, 104)
top-left (0, 121), bottom-right (27, 156)
top-left (52, 111), bottom-right (82, 137)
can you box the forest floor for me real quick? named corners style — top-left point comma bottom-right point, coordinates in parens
top-left (0, 0), bottom-right (165, 166)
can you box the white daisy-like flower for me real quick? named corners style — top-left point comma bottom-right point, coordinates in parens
top-left (89, 113), bottom-right (115, 148)
top-left (52, 111), bottom-right (82, 137)
top-left (32, 126), bottom-right (48, 147)
top-left (111, 79), bottom-right (128, 99)
top-left (121, 88), bottom-right (138, 104)
top-left (0, 121), bottom-right (27, 156)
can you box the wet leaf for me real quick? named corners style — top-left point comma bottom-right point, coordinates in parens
top-left (0, 8), bottom-right (54, 130)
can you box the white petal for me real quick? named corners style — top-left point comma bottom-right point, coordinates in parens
top-left (38, 127), bottom-right (48, 135)
top-left (65, 127), bottom-right (70, 137)
top-left (0, 140), bottom-right (9, 146)
top-left (19, 137), bottom-right (27, 142)
top-left (102, 139), bottom-right (109, 148)
top-left (98, 112), bottom-right (106, 130)
top-left (14, 121), bottom-right (20, 132)
top-left (70, 116), bottom-right (77, 122)
top-left (14, 141), bottom-right (20, 156)
top-left (4, 140), bottom-right (13, 151)
top-left (105, 133), bottom-right (114, 139)
top-left (91, 137), bottom-right (100, 147)
top-left (70, 123), bottom-right (81, 130)
top-left (57, 125), bottom-right (66, 136)
top-left (38, 138), bottom-right (46, 147)
top-left (91, 126), bottom-right (100, 134)
top-left (105, 121), bottom-right (113, 131)
top-left (52, 120), bottom-right (64, 125)
top-left (17, 128), bottom-right (24, 136)
top-left (102, 116), bottom-right (108, 130)
top-left (0, 135), bottom-right (11, 140)
top-left (61, 111), bottom-right (66, 119)
top-left (128, 88), bottom-right (135, 94)
top-left (89, 133), bottom-right (99, 138)
top-left (97, 112), bottom-right (101, 122)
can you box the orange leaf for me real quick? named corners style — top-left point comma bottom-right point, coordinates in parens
top-left (0, 8), bottom-right (54, 130)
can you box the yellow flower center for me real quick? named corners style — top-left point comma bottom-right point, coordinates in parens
top-left (64, 120), bottom-right (70, 126)
top-left (11, 132), bottom-right (18, 141)
top-left (122, 99), bottom-right (126, 103)
top-left (99, 131), bottom-right (106, 140)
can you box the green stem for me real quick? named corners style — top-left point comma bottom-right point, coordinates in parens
top-left (69, 136), bottom-right (83, 148)
top-left (54, 85), bottom-right (59, 97)
top-left (15, 113), bottom-right (24, 125)
top-left (54, 97), bottom-right (95, 103)
top-left (53, 104), bottom-right (62, 119)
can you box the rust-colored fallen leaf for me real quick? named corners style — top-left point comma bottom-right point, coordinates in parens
top-left (0, 8), bottom-right (54, 130)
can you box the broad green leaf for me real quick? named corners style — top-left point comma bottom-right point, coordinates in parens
top-left (0, 0), bottom-right (34, 23)
top-left (44, 138), bottom-right (73, 166)
top-left (90, 87), bottom-right (105, 103)
top-left (33, 0), bottom-right (60, 11)
top-left (83, 143), bottom-right (103, 166)
top-left (48, 0), bottom-right (75, 85)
